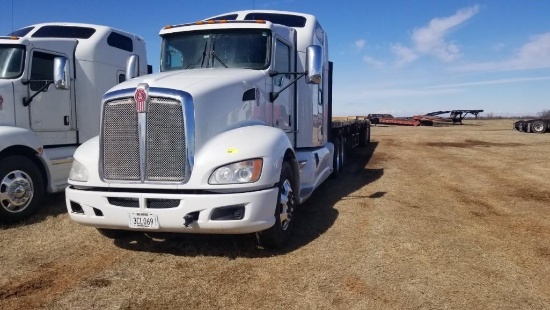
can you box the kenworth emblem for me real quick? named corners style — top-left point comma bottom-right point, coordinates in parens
top-left (134, 84), bottom-right (149, 113)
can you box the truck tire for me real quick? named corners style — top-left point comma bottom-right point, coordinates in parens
top-left (330, 136), bottom-right (342, 178)
top-left (256, 161), bottom-right (295, 249)
top-left (531, 120), bottom-right (547, 134)
top-left (97, 228), bottom-right (136, 239)
top-left (514, 121), bottom-right (524, 132)
top-left (0, 156), bottom-right (44, 223)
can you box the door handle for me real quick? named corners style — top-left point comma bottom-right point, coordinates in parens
top-left (64, 116), bottom-right (70, 126)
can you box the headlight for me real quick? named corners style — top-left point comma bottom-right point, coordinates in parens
top-left (69, 159), bottom-right (89, 182)
top-left (209, 159), bottom-right (262, 184)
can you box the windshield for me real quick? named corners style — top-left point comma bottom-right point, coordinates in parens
top-left (0, 45), bottom-right (25, 79)
top-left (161, 29), bottom-right (271, 71)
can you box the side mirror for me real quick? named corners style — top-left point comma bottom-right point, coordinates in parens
top-left (126, 55), bottom-right (139, 80)
top-left (53, 56), bottom-right (70, 90)
top-left (306, 45), bottom-right (323, 84)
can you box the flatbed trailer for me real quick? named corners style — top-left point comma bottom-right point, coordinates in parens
top-left (331, 117), bottom-right (371, 148)
top-left (367, 114), bottom-right (432, 126)
top-left (418, 109), bottom-right (484, 124)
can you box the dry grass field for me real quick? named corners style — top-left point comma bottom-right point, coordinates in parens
top-left (1, 119), bottom-right (549, 309)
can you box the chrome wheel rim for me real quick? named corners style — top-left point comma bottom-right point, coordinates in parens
top-left (0, 170), bottom-right (34, 213)
top-left (533, 122), bottom-right (544, 132)
top-left (278, 179), bottom-right (293, 231)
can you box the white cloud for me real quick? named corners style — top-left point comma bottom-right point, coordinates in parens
top-left (425, 76), bottom-right (550, 89)
top-left (362, 55), bottom-right (385, 68)
top-left (392, 5), bottom-right (480, 66)
top-left (452, 32), bottom-right (550, 72)
top-left (412, 5), bottom-right (479, 61)
top-left (355, 39), bottom-right (366, 51)
top-left (391, 43), bottom-right (418, 67)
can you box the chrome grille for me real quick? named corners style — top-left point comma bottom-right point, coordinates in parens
top-left (102, 98), bottom-right (140, 180)
top-left (101, 96), bottom-right (186, 182)
top-left (146, 98), bottom-right (186, 181)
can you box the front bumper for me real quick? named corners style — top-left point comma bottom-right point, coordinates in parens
top-left (65, 186), bottom-right (278, 234)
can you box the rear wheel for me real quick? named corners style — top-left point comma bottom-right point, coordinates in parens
top-left (256, 162), bottom-right (296, 249)
top-left (531, 120), bottom-right (547, 134)
top-left (0, 156), bottom-right (44, 223)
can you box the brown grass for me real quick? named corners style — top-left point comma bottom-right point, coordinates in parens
top-left (1, 119), bottom-right (550, 309)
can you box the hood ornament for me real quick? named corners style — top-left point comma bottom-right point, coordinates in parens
top-left (134, 83), bottom-right (149, 113)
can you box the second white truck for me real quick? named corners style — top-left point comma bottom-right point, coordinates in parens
top-left (0, 23), bottom-right (148, 223)
top-left (65, 10), bottom-right (370, 248)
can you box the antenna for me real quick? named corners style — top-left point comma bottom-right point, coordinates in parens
top-left (11, 0), bottom-right (14, 33)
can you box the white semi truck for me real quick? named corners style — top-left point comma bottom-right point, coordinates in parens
top-left (0, 23), bottom-right (148, 223)
top-left (65, 10), bottom-right (370, 248)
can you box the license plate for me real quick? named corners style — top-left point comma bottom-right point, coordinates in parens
top-left (129, 213), bottom-right (159, 229)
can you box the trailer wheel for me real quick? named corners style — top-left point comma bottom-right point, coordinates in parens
top-left (330, 137), bottom-right (342, 178)
top-left (531, 120), bottom-right (547, 134)
top-left (97, 228), bottom-right (136, 239)
top-left (0, 156), bottom-right (44, 223)
top-left (256, 161), bottom-right (295, 249)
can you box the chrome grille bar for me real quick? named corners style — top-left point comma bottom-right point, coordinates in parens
top-left (101, 95), bottom-right (186, 183)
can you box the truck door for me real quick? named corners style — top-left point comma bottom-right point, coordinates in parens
top-left (272, 38), bottom-right (294, 137)
top-left (27, 48), bottom-right (76, 144)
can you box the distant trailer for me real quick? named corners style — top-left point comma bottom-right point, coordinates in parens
top-left (514, 119), bottom-right (550, 134)
top-left (367, 114), bottom-right (433, 126)
top-left (419, 109), bottom-right (484, 124)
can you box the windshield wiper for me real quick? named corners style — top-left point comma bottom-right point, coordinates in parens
top-left (210, 50), bottom-right (228, 68)
top-left (185, 42), bottom-right (207, 69)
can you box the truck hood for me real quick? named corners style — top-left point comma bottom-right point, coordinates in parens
top-left (106, 68), bottom-right (269, 151)
top-left (109, 68), bottom-right (267, 96)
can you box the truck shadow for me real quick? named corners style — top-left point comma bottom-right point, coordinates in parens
top-left (112, 142), bottom-right (382, 257)
top-left (0, 193), bottom-right (67, 230)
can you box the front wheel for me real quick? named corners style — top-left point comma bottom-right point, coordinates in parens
top-left (0, 156), bottom-right (44, 223)
top-left (256, 161), bottom-right (296, 249)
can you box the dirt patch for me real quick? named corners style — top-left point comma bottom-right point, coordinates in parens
top-left (0, 250), bottom-right (123, 309)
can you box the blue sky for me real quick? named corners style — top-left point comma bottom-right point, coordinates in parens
top-left (2, 0), bottom-right (549, 117)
